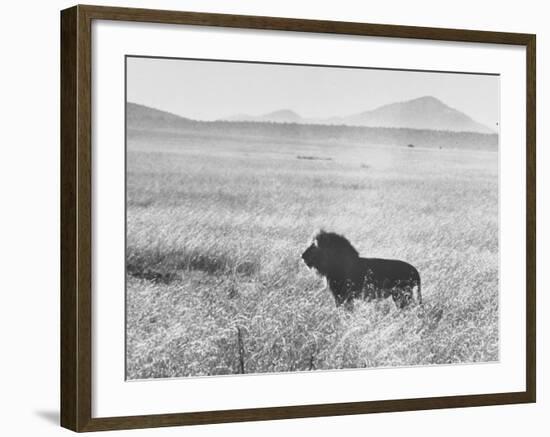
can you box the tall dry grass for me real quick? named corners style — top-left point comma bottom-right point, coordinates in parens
top-left (126, 130), bottom-right (498, 379)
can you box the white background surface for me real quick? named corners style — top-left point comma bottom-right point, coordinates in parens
top-left (0, 0), bottom-right (546, 435)
top-left (93, 20), bottom-right (526, 418)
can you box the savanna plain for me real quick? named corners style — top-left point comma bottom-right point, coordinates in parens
top-left (126, 117), bottom-right (499, 380)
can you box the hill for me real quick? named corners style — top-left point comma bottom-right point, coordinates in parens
top-left (127, 102), bottom-right (194, 130)
top-left (335, 96), bottom-right (494, 133)
top-left (224, 109), bottom-right (302, 124)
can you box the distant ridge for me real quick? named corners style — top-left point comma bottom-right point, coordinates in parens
top-left (127, 102), bottom-right (194, 129)
top-left (127, 101), bottom-right (497, 152)
top-left (224, 109), bottom-right (302, 124)
top-left (221, 96), bottom-right (495, 134)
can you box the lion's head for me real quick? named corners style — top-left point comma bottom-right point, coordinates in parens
top-left (301, 230), bottom-right (359, 279)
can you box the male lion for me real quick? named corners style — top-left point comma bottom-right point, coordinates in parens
top-left (301, 230), bottom-right (421, 309)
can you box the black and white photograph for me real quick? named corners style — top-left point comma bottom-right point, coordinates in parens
top-left (125, 56), bottom-right (500, 380)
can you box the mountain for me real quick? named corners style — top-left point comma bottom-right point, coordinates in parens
top-left (224, 109), bottom-right (303, 124)
top-left (223, 96), bottom-right (494, 134)
top-left (334, 96), bottom-right (494, 134)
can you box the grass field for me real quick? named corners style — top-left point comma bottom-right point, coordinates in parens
top-left (126, 127), bottom-right (499, 380)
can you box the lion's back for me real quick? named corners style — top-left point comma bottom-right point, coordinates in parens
top-left (355, 257), bottom-right (419, 283)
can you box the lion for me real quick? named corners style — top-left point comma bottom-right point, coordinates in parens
top-left (301, 230), bottom-right (421, 309)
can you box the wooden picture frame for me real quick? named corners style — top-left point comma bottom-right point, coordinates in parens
top-left (61, 4), bottom-right (536, 432)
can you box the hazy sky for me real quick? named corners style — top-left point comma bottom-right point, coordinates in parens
top-left (126, 56), bottom-right (500, 129)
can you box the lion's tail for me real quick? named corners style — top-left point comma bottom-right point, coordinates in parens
top-left (416, 277), bottom-right (422, 305)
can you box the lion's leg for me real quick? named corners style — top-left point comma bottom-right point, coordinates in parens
top-left (402, 285), bottom-right (413, 307)
top-left (392, 282), bottom-right (414, 308)
top-left (361, 277), bottom-right (376, 301)
top-left (343, 299), bottom-right (354, 311)
top-left (391, 288), bottom-right (402, 307)
top-left (379, 279), bottom-right (393, 301)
